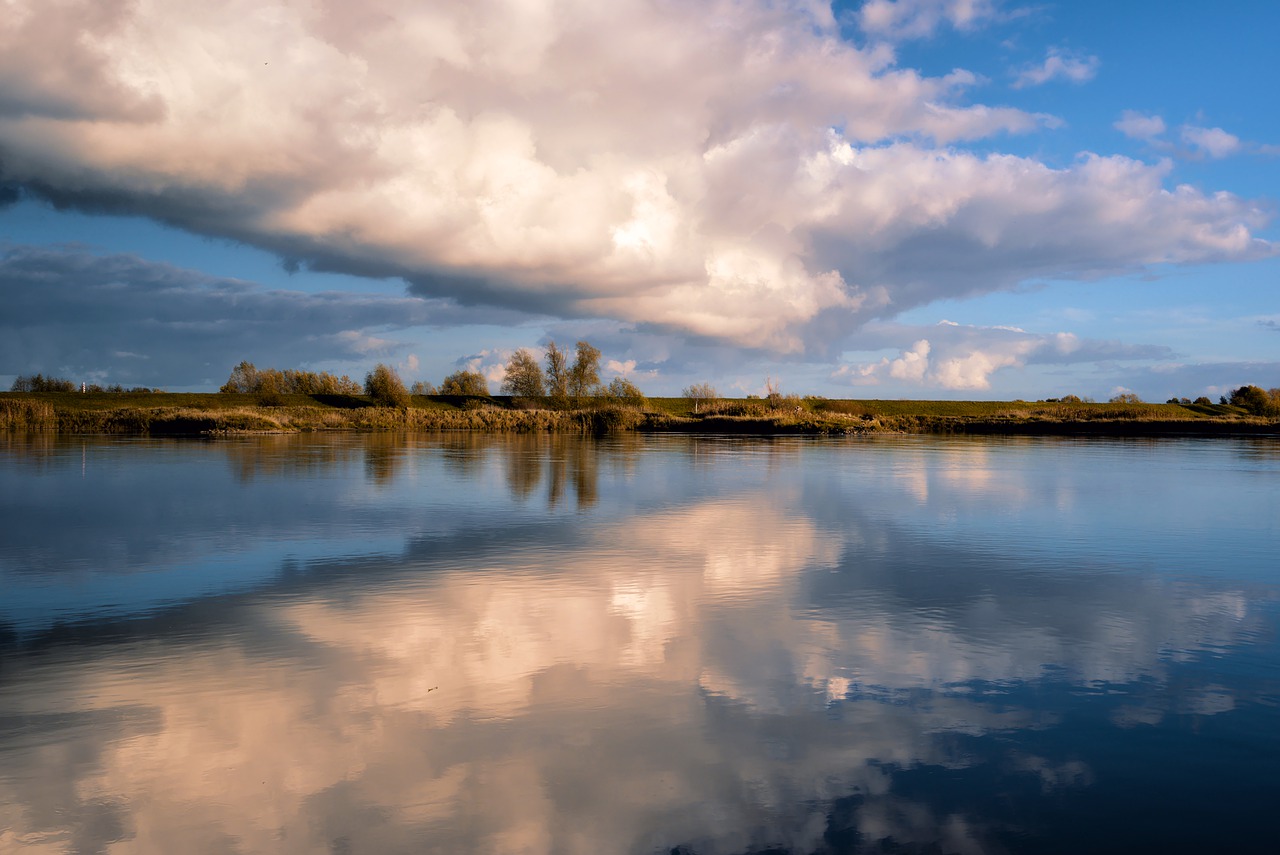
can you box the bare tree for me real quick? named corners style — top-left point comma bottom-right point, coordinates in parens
top-left (219, 361), bottom-right (259, 393)
top-left (502, 349), bottom-right (545, 397)
top-left (682, 382), bottom-right (718, 413)
top-left (545, 341), bottom-right (569, 403)
top-left (568, 340), bottom-right (602, 399)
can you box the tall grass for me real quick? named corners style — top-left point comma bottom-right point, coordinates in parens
top-left (0, 399), bottom-right (56, 431)
top-left (3, 392), bottom-right (1273, 436)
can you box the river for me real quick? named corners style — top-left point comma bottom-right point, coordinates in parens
top-left (1, 433), bottom-right (1277, 854)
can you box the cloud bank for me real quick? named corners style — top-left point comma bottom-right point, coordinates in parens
top-left (0, 0), bottom-right (1273, 354)
top-left (835, 320), bottom-right (1173, 390)
top-left (0, 244), bottom-right (504, 387)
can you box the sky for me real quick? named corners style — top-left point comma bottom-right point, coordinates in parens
top-left (1, 0), bottom-right (1277, 400)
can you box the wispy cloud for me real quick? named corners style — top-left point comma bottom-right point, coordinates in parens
top-left (1013, 48), bottom-right (1100, 88)
top-left (1114, 111), bottom-right (1166, 142)
top-left (1180, 125), bottom-right (1243, 159)
top-left (857, 0), bottom-right (1003, 41)
top-left (1115, 112), bottom-right (1273, 160)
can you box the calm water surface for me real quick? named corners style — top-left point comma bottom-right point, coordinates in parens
top-left (1, 433), bottom-right (1278, 854)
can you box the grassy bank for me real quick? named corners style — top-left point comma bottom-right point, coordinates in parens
top-left (2, 392), bottom-right (1276, 436)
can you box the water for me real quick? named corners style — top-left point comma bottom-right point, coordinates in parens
top-left (1, 433), bottom-right (1278, 854)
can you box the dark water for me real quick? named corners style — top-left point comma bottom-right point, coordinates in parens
top-left (1, 433), bottom-right (1278, 854)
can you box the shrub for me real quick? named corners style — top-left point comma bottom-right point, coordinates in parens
top-left (365, 364), bottom-right (411, 407)
top-left (256, 373), bottom-right (285, 407)
top-left (440, 369), bottom-right (489, 396)
top-left (1229, 385), bottom-right (1278, 416)
top-left (605, 377), bottom-right (645, 405)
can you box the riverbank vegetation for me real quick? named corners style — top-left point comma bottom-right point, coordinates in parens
top-left (4, 387), bottom-right (1278, 436)
top-left (5, 354), bottom-right (1278, 436)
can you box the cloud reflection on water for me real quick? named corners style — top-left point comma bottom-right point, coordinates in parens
top-left (0, 435), bottom-right (1275, 854)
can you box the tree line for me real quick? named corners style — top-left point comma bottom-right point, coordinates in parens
top-left (497, 340), bottom-right (643, 405)
top-left (9, 374), bottom-right (159, 393)
top-left (14, 362), bottom-right (1278, 416)
top-left (214, 340), bottom-right (647, 408)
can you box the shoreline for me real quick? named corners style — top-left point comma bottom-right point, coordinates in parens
top-left (3, 393), bottom-right (1277, 438)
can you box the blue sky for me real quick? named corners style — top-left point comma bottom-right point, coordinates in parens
top-left (1, 0), bottom-right (1276, 400)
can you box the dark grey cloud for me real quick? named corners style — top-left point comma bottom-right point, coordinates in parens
top-left (0, 244), bottom-right (531, 387)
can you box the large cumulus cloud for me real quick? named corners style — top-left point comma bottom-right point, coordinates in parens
top-left (0, 0), bottom-right (1273, 353)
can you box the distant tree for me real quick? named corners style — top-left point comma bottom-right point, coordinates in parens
top-left (1194, 396), bottom-right (1212, 405)
top-left (502, 349), bottom-right (546, 397)
top-left (221, 361), bottom-right (360, 395)
top-left (11, 373), bottom-right (75, 392)
top-left (568, 341), bottom-right (602, 399)
top-left (329, 373), bottom-right (363, 395)
top-left (544, 341), bottom-right (569, 403)
top-left (440, 369), bottom-right (489, 396)
top-left (256, 372), bottom-right (285, 407)
top-left (220, 361), bottom-right (259, 393)
top-left (1229, 385), bottom-right (1278, 416)
top-left (682, 382), bottom-right (718, 413)
top-left (410, 380), bottom-right (437, 395)
top-left (1109, 392), bottom-right (1143, 404)
top-left (365, 363), bottom-right (411, 407)
top-left (1059, 394), bottom-right (1084, 404)
top-left (765, 377), bottom-right (787, 408)
top-left (606, 376), bottom-right (645, 405)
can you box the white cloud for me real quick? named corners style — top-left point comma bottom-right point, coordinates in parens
top-left (0, 0), bottom-right (1272, 357)
top-left (1114, 110), bottom-right (1166, 141)
top-left (858, 0), bottom-right (1001, 41)
top-left (834, 321), bottom-right (1172, 391)
top-left (605, 358), bottom-right (638, 377)
top-left (398, 353), bottom-right (420, 377)
top-left (847, 338), bottom-right (932, 384)
top-left (455, 349), bottom-right (508, 385)
top-left (1181, 125), bottom-right (1242, 159)
top-left (1013, 48), bottom-right (1100, 88)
